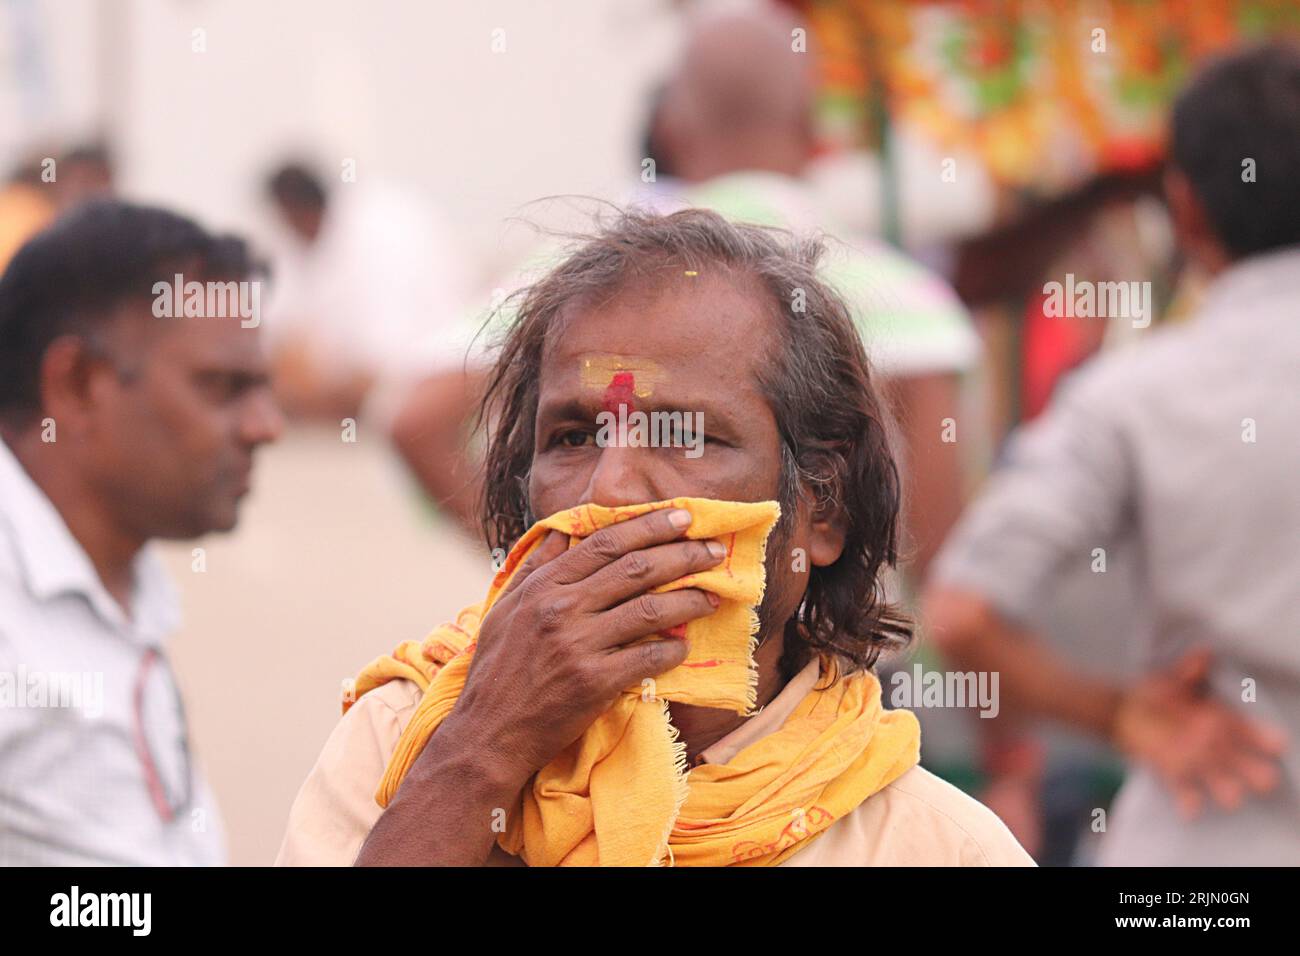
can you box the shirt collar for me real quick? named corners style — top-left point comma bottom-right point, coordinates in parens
top-left (1197, 245), bottom-right (1300, 325)
top-left (0, 436), bottom-right (178, 643)
top-left (694, 656), bottom-right (824, 768)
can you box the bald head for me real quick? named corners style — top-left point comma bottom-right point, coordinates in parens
top-left (657, 4), bottom-right (817, 182)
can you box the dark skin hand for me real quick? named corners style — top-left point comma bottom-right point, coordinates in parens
top-left (356, 270), bottom-right (847, 865)
top-left (358, 510), bottom-right (721, 866)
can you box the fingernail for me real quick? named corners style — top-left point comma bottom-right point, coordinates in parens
top-left (706, 591), bottom-right (720, 607)
top-left (668, 509), bottom-right (692, 529)
top-left (706, 540), bottom-right (726, 559)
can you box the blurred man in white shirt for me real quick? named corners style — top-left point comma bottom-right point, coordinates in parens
top-left (0, 200), bottom-right (283, 864)
top-left (263, 162), bottom-right (467, 422)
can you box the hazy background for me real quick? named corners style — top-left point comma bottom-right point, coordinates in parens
top-left (4, 0), bottom-right (680, 260)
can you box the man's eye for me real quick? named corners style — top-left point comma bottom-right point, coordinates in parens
top-left (197, 372), bottom-right (255, 403)
top-left (197, 375), bottom-right (234, 400)
top-left (557, 429), bottom-right (594, 448)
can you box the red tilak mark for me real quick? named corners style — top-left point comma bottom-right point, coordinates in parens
top-left (602, 371), bottom-right (637, 415)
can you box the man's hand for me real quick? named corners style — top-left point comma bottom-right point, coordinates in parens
top-left (1111, 648), bottom-right (1288, 820)
top-left (355, 506), bottom-right (726, 865)
top-left (449, 506), bottom-right (726, 780)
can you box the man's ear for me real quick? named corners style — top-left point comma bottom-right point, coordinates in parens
top-left (1163, 167), bottom-right (1231, 276)
top-left (39, 335), bottom-right (106, 433)
top-left (807, 496), bottom-right (847, 568)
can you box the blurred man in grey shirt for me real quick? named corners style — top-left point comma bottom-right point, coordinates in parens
top-left (923, 43), bottom-right (1300, 865)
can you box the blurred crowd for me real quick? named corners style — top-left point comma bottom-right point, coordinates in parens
top-left (1, 1), bottom-right (1297, 866)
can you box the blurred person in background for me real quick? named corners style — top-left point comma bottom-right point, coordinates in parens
top-left (263, 160), bottom-right (467, 423)
top-left (0, 141), bottom-right (118, 275)
top-left (56, 141), bottom-right (116, 210)
top-left (0, 142), bottom-right (117, 278)
top-left (0, 155), bottom-right (57, 273)
top-left (923, 43), bottom-right (1300, 865)
top-left (650, 3), bottom-right (979, 581)
top-left (0, 200), bottom-right (283, 864)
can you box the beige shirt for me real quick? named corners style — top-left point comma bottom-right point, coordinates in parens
top-left (276, 660), bottom-right (1033, 866)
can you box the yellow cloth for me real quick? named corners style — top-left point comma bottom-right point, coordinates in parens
top-left (350, 497), bottom-right (921, 866)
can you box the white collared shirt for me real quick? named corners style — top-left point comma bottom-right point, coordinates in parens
top-left (0, 438), bottom-right (226, 865)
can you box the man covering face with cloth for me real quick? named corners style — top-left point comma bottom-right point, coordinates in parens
top-left (276, 208), bottom-right (1031, 867)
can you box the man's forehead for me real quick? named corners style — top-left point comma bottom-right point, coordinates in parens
top-left (576, 354), bottom-right (668, 396)
top-left (541, 270), bottom-right (779, 384)
top-left (112, 300), bottom-right (267, 365)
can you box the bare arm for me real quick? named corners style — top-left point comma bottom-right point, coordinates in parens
top-left (354, 710), bottom-right (533, 866)
top-left (389, 367), bottom-right (486, 535)
top-left (923, 586), bottom-right (1287, 820)
top-left (889, 372), bottom-right (966, 582)
top-left (924, 586), bottom-right (1122, 736)
top-left (272, 336), bottom-right (374, 422)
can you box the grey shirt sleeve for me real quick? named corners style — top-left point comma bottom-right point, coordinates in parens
top-left (931, 364), bottom-right (1136, 626)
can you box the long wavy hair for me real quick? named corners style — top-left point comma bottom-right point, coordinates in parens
top-left (474, 207), bottom-right (911, 677)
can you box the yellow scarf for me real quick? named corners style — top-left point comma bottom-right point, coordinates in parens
top-left (350, 497), bottom-right (920, 866)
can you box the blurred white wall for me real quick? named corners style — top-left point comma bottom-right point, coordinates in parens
top-left (4, 0), bottom-right (680, 262)
top-left (0, 0), bottom-right (101, 157)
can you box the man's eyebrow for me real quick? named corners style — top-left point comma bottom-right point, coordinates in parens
top-left (195, 366), bottom-right (272, 388)
top-left (536, 393), bottom-right (739, 426)
top-left (535, 397), bottom-right (595, 425)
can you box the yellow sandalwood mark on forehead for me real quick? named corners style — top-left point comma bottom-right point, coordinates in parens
top-left (578, 355), bottom-right (667, 398)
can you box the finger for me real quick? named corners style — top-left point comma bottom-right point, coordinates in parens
top-left (1227, 750), bottom-right (1281, 796)
top-left (597, 588), bottom-right (719, 650)
top-left (551, 507), bottom-right (694, 585)
top-left (579, 538), bottom-right (727, 612)
top-left (1200, 769), bottom-right (1246, 812)
top-left (498, 530), bottom-right (569, 598)
top-left (1232, 715), bottom-right (1290, 757)
top-left (605, 634), bottom-right (692, 691)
